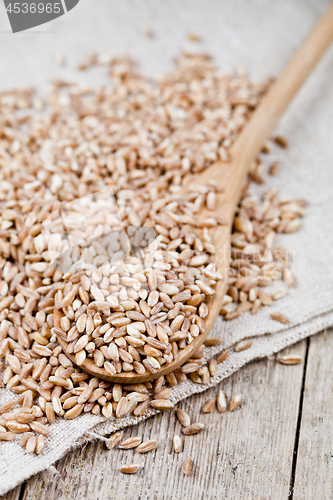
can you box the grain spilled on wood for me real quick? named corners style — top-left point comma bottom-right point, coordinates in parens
top-left (277, 355), bottom-right (302, 365)
top-left (182, 457), bottom-right (193, 476)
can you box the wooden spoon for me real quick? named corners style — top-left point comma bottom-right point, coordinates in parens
top-left (57, 3), bottom-right (333, 382)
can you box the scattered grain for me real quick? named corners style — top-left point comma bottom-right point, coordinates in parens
top-left (119, 436), bottom-right (142, 449)
top-left (173, 435), bottom-right (182, 453)
top-left (274, 136), bottom-right (288, 148)
top-left (270, 312), bottom-right (290, 324)
top-left (217, 350), bottom-right (229, 364)
top-left (119, 463), bottom-right (142, 474)
top-left (202, 399), bottom-right (215, 413)
top-left (150, 400), bottom-right (174, 411)
top-left (229, 395), bottom-right (242, 412)
top-left (277, 355), bottom-right (302, 365)
top-left (182, 457), bottom-right (193, 475)
top-left (235, 340), bottom-right (253, 352)
top-left (106, 431), bottom-right (123, 450)
top-left (204, 338), bottom-right (222, 347)
top-left (182, 423), bottom-right (205, 435)
top-left (137, 439), bottom-right (158, 453)
top-left (176, 408), bottom-right (191, 428)
top-left (216, 391), bottom-right (227, 413)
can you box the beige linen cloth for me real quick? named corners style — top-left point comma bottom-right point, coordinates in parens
top-left (1, 0), bottom-right (333, 494)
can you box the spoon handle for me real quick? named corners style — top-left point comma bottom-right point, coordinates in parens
top-left (202, 1), bottom-right (333, 217)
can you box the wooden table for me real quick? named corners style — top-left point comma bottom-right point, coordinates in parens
top-left (2, 329), bottom-right (332, 500)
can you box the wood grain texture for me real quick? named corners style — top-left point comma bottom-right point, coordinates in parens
top-left (4, 331), bottom-right (333, 500)
top-left (58, 2), bottom-right (333, 384)
top-left (293, 330), bottom-right (333, 499)
top-left (0, 487), bottom-right (21, 500)
top-left (10, 341), bottom-right (307, 500)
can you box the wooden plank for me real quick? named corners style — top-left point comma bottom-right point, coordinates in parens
top-left (0, 485), bottom-right (21, 500)
top-left (17, 340), bottom-right (307, 500)
top-left (292, 329), bottom-right (333, 499)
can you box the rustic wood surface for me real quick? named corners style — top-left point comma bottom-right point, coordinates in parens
top-left (293, 330), bottom-right (333, 499)
top-left (1, 329), bottom-right (332, 499)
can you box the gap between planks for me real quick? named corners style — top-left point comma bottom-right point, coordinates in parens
top-left (292, 329), bottom-right (333, 499)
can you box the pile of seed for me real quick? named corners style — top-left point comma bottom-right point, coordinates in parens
top-left (0, 52), bottom-right (304, 454)
top-left (53, 238), bottom-right (221, 376)
top-left (222, 182), bottom-right (306, 320)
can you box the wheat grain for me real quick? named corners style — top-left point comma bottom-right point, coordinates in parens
top-left (137, 439), bottom-right (158, 453)
top-left (274, 136), bottom-right (288, 148)
top-left (230, 395), bottom-right (242, 412)
top-left (202, 399), bottom-right (216, 413)
top-left (119, 463), bottom-right (142, 474)
top-left (182, 457), bottom-right (193, 475)
top-left (204, 338), bottom-right (222, 347)
top-left (19, 432), bottom-right (34, 447)
top-left (119, 436), bottom-right (142, 449)
top-left (235, 340), bottom-right (253, 352)
top-left (64, 404), bottom-right (84, 419)
top-left (29, 421), bottom-right (50, 436)
top-left (208, 359), bottom-right (217, 377)
top-left (26, 435), bottom-right (37, 453)
top-left (105, 431), bottom-right (123, 450)
top-left (150, 400), bottom-right (174, 411)
top-left (271, 288), bottom-right (289, 300)
top-left (0, 432), bottom-right (16, 441)
top-left (182, 423), bottom-right (205, 435)
top-left (217, 391), bottom-right (227, 413)
top-left (154, 388), bottom-right (171, 400)
top-left (6, 421), bottom-right (30, 433)
top-left (173, 435), bottom-right (182, 453)
top-left (277, 355), bottom-right (301, 365)
top-left (175, 409), bottom-right (191, 428)
top-left (36, 434), bottom-right (45, 454)
top-left (270, 312), bottom-right (290, 324)
top-left (217, 350), bottom-right (229, 364)
top-left (133, 400), bottom-right (150, 417)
